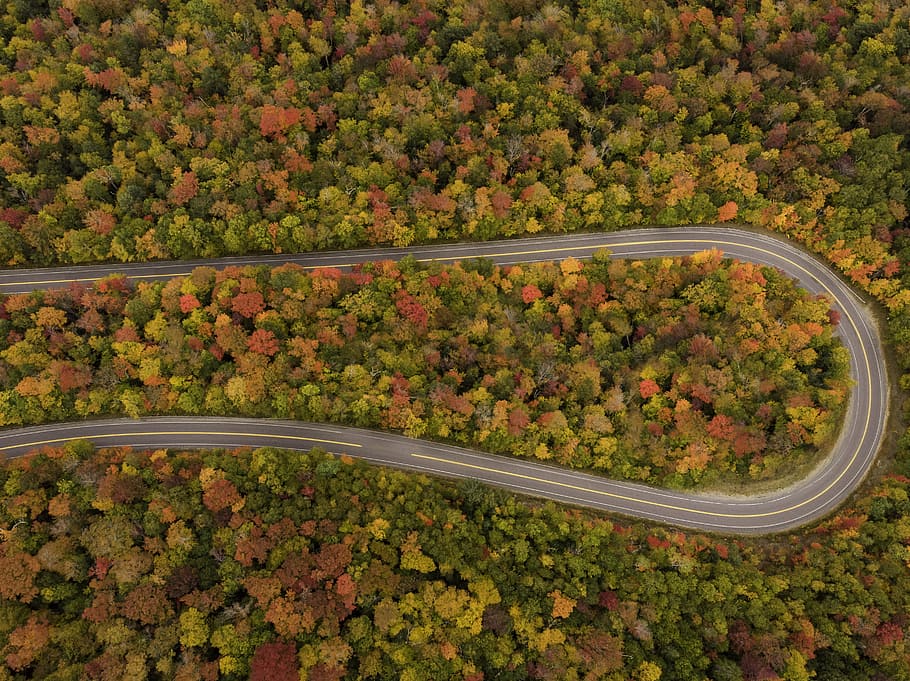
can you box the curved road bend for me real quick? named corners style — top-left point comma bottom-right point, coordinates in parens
top-left (0, 227), bottom-right (889, 534)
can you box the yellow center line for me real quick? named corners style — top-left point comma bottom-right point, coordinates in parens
top-left (0, 275), bottom-right (168, 288)
top-left (696, 242), bottom-right (873, 516)
top-left (414, 240), bottom-right (666, 262)
top-left (0, 431), bottom-right (361, 451)
top-left (412, 453), bottom-right (783, 520)
top-left (0, 235), bottom-right (878, 528)
top-left (411, 452), bottom-right (744, 517)
top-left (406, 239), bottom-right (875, 522)
top-left (0, 238), bottom-right (744, 287)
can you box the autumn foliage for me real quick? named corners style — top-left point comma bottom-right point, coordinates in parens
top-left (1, 1), bottom-right (910, 678)
top-left (0, 255), bottom-right (848, 488)
top-left (0, 443), bottom-right (907, 680)
top-left (249, 642), bottom-right (298, 681)
top-left (0, 0), bottom-right (904, 325)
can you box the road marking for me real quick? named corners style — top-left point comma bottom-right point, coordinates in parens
top-left (0, 431), bottom-right (362, 452)
top-left (412, 452), bottom-right (816, 521)
top-left (0, 237), bottom-right (756, 287)
top-left (404, 237), bottom-right (877, 524)
top-left (0, 229), bottom-right (884, 531)
top-left (412, 452), bottom-right (767, 517)
top-left (0, 235), bottom-right (863, 288)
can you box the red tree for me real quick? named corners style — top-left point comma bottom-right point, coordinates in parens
top-left (248, 329), bottom-right (279, 356)
top-left (639, 379), bottom-right (660, 399)
top-left (394, 290), bottom-right (428, 329)
top-left (179, 294), bottom-right (201, 313)
top-left (232, 291), bottom-right (265, 319)
top-left (522, 284), bottom-right (543, 303)
top-left (250, 641), bottom-right (299, 681)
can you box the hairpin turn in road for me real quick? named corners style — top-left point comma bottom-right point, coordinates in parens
top-left (0, 227), bottom-right (889, 534)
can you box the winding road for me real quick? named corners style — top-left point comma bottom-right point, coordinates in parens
top-left (0, 227), bottom-right (889, 534)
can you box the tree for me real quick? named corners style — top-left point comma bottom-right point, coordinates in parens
top-left (248, 329), bottom-right (279, 356)
top-left (250, 641), bottom-right (299, 681)
top-left (635, 660), bottom-right (663, 681)
top-left (3, 614), bottom-right (51, 671)
top-left (0, 546), bottom-right (41, 603)
top-left (179, 608), bottom-right (209, 648)
top-left (231, 291), bottom-right (265, 319)
top-left (549, 590), bottom-right (576, 619)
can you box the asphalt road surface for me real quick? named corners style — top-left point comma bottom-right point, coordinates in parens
top-left (0, 227), bottom-right (889, 534)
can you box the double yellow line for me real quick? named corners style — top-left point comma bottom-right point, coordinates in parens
top-left (0, 234), bottom-right (880, 530)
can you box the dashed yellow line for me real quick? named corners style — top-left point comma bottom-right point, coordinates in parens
top-left (412, 453), bottom-right (792, 520)
top-left (407, 239), bottom-right (874, 522)
top-left (0, 235), bottom-right (877, 528)
top-left (0, 431), bottom-right (361, 451)
top-left (0, 238), bottom-right (807, 286)
top-left (411, 452), bottom-right (740, 517)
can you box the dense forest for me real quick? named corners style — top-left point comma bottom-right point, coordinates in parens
top-left (0, 254), bottom-right (848, 488)
top-left (0, 0), bottom-right (905, 279)
top-left (1, 442), bottom-right (909, 680)
top-left (2, 0), bottom-right (910, 679)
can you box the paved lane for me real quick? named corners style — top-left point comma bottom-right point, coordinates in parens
top-left (0, 227), bottom-right (889, 533)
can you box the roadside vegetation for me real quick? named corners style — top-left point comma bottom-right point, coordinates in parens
top-left (1, 442), bottom-right (908, 680)
top-left (1, 0), bottom-right (910, 679)
top-left (0, 0), bottom-right (906, 290)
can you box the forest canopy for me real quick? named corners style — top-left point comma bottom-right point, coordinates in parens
top-left (2, 0), bottom-right (910, 679)
top-left (0, 442), bottom-right (908, 680)
top-left (3, 0), bottom-right (909, 431)
top-left (0, 0), bottom-right (905, 292)
top-left (0, 253), bottom-right (848, 488)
